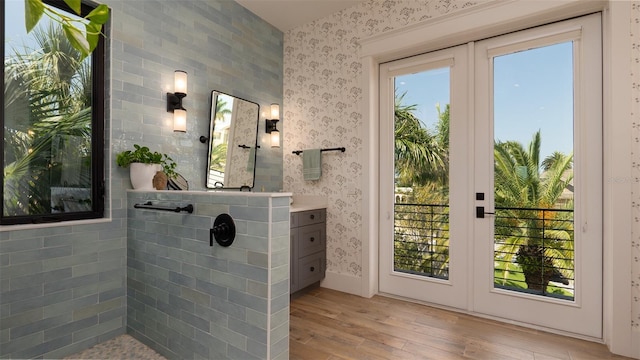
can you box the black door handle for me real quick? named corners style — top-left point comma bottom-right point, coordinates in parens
top-left (476, 206), bottom-right (495, 218)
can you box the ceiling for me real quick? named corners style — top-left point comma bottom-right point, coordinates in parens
top-left (235, 0), bottom-right (365, 32)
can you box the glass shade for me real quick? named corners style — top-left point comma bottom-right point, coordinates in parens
top-left (174, 109), bottom-right (187, 132)
top-left (174, 70), bottom-right (188, 94)
top-left (270, 129), bottom-right (280, 148)
top-left (270, 103), bottom-right (279, 119)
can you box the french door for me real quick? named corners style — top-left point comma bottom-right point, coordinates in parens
top-left (378, 14), bottom-right (602, 338)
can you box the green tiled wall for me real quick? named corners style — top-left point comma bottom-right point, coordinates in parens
top-left (127, 191), bottom-right (289, 359)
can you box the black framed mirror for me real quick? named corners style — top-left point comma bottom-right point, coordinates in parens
top-left (204, 91), bottom-right (259, 190)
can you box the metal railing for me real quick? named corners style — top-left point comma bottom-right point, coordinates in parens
top-left (393, 203), bottom-right (575, 300)
top-left (394, 203), bottom-right (450, 279)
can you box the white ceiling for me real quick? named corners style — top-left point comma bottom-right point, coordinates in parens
top-left (235, 0), bottom-right (365, 32)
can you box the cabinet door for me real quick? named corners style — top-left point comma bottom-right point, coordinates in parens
top-left (297, 252), bottom-right (325, 290)
top-left (297, 209), bottom-right (325, 227)
top-left (297, 223), bottom-right (325, 258)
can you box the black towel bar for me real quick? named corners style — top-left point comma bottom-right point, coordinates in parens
top-left (292, 147), bottom-right (345, 155)
top-left (134, 201), bottom-right (193, 214)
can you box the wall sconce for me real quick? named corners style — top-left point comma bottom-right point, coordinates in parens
top-left (265, 103), bottom-right (280, 148)
top-left (167, 70), bottom-right (187, 132)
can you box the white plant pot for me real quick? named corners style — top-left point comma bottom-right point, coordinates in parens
top-left (129, 163), bottom-right (162, 190)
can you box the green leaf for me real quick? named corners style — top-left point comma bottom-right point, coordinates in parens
top-left (63, 0), bottom-right (81, 15)
top-left (85, 22), bottom-right (101, 53)
top-left (86, 5), bottom-right (110, 25)
top-left (62, 23), bottom-right (90, 58)
top-left (25, 0), bottom-right (45, 33)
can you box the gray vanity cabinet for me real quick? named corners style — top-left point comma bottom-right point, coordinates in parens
top-left (290, 209), bottom-right (326, 294)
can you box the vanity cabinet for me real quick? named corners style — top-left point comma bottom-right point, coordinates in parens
top-left (290, 209), bottom-right (326, 294)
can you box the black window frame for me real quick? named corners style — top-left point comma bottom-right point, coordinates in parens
top-left (1, 0), bottom-right (105, 225)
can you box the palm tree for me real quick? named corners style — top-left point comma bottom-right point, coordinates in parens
top-left (493, 131), bottom-right (574, 294)
top-left (393, 94), bottom-right (450, 277)
top-left (3, 24), bottom-right (91, 216)
top-left (394, 92), bottom-right (447, 186)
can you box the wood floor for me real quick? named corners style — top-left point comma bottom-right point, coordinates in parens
top-left (290, 287), bottom-right (632, 360)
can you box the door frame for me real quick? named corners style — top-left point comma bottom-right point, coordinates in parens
top-left (359, 0), bottom-right (634, 356)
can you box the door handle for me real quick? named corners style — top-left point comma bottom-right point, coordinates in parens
top-left (476, 206), bottom-right (495, 218)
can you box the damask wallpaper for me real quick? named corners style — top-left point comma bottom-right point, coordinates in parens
top-left (631, 1), bottom-right (640, 333)
top-left (282, 0), bottom-right (640, 337)
top-left (283, 0), bottom-right (479, 278)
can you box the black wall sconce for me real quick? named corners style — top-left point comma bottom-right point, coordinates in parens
top-left (265, 103), bottom-right (280, 148)
top-left (167, 70), bottom-right (187, 132)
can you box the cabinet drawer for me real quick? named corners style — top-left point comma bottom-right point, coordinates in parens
top-left (297, 223), bottom-right (325, 258)
top-left (297, 209), bottom-right (325, 227)
top-left (297, 252), bottom-right (325, 290)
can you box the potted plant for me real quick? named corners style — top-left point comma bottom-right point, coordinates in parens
top-left (116, 144), bottom-right (176, 190)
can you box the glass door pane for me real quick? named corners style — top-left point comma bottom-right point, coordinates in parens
top-left (393, 69), bottom-right (451, 280)
top-left (492, 42), bottom-right (575, 300)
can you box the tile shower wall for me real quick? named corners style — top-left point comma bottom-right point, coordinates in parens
top-left (126, 191), bottom-right (289, 360)
top-left (108, 0), bottom-right (283, 192)
top-left (0, 223), bottom-right (126, 359)
top-left (1, 0), bottom-right (283, 358)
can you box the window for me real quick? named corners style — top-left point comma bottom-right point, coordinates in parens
top-left (2, 0), bottom-right (105, 225)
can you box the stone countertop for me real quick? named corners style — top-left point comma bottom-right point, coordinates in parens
top-left (290, 195), bottom-right (327, 212)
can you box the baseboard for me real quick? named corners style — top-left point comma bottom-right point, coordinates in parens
top-left (320, 271), bottom-right (363, 296)
top-left (632, 330), bottom-right (640, 359)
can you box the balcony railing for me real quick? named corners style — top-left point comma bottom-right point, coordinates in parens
top-left (393, 203), bottom-right (575, 300)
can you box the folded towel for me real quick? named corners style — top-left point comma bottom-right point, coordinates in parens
top-left (246, 147), bottom-right (256, 172)
top-left (303, 149), bottom-right (322, 181)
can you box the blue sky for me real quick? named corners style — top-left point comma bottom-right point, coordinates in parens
top-left (395, 42), bottom-right (574, 161)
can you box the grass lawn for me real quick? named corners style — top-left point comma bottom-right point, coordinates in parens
top-left (494, 267), bottom-right (573, 299)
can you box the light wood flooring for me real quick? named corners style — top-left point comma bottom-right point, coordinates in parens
top-left (290, 287), bottom-right (633, 360)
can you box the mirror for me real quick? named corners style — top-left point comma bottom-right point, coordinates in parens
top-left (205, 91), bottom-right (259, 189)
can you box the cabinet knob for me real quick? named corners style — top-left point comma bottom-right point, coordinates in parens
top-left (310, 214), bottom-right (315, 220)
top-left (310, 266), bottom-right (315, 272)
top-left (310, 237), bottom-right (315, 242)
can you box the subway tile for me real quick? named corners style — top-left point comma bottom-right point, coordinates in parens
top-left (0, 308), bottom-right (43, 330)
top-left (181, 263), bottom-right (211, 282)
top-left (72, 298), bottom-right (122, 321)
top-left (1, 285), bottom-right (43, 305)
top-left (11, 333), bottom-right (72, 359)
top-left (245, 308), bottom-right (267, 330)
top-left (247, 251), bottom-right (268, 268)
top-left (210, 269), bottom-right (246, 292)
top-left (44, 274), bottom-right (100, 294)
top-left (247, 337), bottom-right (268, 358)
top-left (228, 261), bottom-right (268, 283)
top-left (10, 313), bottom-right (70, 340)
top-left (166, 317), bottom-right (194, 338)
top-left (195, 254), bottom-right (228, 272)
top-left (10, 245), bottom-right (72, 265)
top-left (227, 289), bottom-right (267, 313)
top-left (247, 280), bottom-right (268, 298)
top-left (168, 271), bottom-right (195, 288)
top-left (43, 294), bottom-right (99, 319)
top-left (229, 206), bottom-right (269, 222)
top-left (43, 316), bottom-right (98, 342)
top-left (180, 287), bottom-right (209, 307)
top-left (228, 317), bottom-right (267, 344)
top-left (195, 279), bottom-right (226, 299)
top-left (0, 237), bottom-right (43, 253)
top-left (72, 317), bottom-right (122, 342)
top-left (227, 343), bottom-right (261, 360)
top-left (179, 310), bottom-right (209, 332)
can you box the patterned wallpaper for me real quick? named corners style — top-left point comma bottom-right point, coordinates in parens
top-left (283, 0), bottom-right (640, 335)
top-left (631, 2), bottom-right (640, 332)
top-left (283, 0), bottom-right (479, 278)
